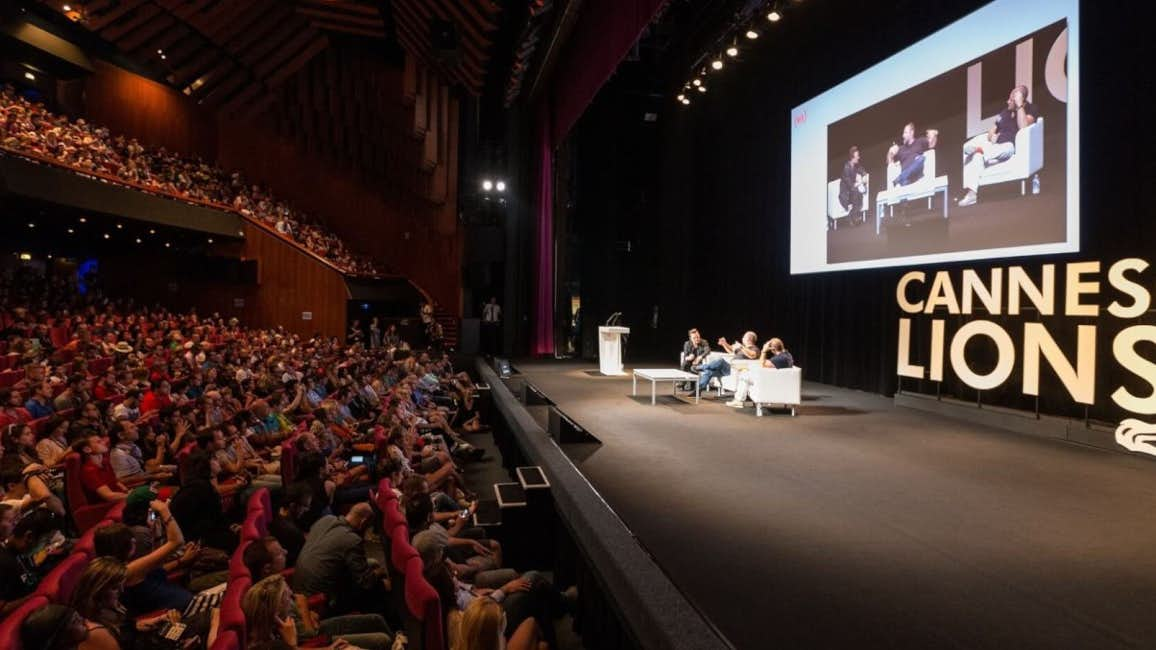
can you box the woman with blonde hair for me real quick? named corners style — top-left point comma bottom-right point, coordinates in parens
top-left (243, 573), bottom-right (358, 649)
top-left (69, 556), bottom-right (128, 650)
top-left (455, 597), bottom-right (543, 650)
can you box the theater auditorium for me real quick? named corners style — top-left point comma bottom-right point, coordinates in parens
top-left (0, 1), bottom-right (1153, 649)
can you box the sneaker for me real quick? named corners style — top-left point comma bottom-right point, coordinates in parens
top-left (725, 400), bottom-right (744, 407)
top-left (957, 192), bottom-right (977, 207)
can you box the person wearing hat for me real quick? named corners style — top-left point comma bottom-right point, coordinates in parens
top-left (19, 603), bottom-right (89, 650)
top-left (113, 341), bottom-right (133, 355)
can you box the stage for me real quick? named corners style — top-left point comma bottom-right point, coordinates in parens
top-left (513, 359), bottom-right (1156, 649)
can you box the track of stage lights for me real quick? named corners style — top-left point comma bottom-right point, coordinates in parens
top-left (676, 1), bottom-right (800, 107)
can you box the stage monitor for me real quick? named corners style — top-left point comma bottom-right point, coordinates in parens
top-left (789, 0), bottom-right (1078, 274)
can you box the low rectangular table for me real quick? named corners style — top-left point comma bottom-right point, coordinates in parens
top-left (632, 369), bottom-right (700, 404)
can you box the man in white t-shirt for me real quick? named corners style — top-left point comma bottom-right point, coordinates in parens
top-left (482, 297), bottom-right (502, 354)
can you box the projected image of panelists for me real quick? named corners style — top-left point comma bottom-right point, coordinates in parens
top-left (825, 19), bottom-right (1068, 265)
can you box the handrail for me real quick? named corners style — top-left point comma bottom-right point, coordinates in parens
top-left (0, 144), bottom-right (388, 280)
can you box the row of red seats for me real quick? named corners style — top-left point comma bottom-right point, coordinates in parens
top-left (377, 481), bottom-right (444, 650)
top-left (0, 500), bottom-right (127, 648)
top-left (0, 354), bottom-right (114, 388)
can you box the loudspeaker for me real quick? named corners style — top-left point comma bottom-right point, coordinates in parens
top-left (495, 357), bottom-right (512, 378)
top-left (548, 407), bottom-right (593, 444)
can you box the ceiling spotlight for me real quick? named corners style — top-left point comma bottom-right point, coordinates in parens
top-left (19, 253), bottom-right (31, 261)
top-left (207, 238), bottom-right (214, 243)
top-left (46, 255), bottom-right (52, 260)
top-left (157, 49), bottom-right (164, 54)
top-left (495, 181), bottom-right (506, 192)
top-left (677, 93), bottom-right (686, 102)
top-left (697, 85), bottom-right (707, 93)
top-left (23, 72), bottom-right (35, 81)
top-left (767, 9), bottom-right (782, 22)
top-left (26, 223), bottom-right (34, 228)
top-left (726, 46), bottom-right (739, 57)
top-left (148, 229), bottom-right (156, 234)
top-left (164, 242), bottom-right (171, 248)
top-left (711, 59), bottom-right (723, 70)
top-left (116, 223), bottom-right (123, 229)
top-left (680, 97), bottom-right (691, 105)
top-left (135, 238), bottom-right (142, 244)
top-left (482, 179), bottom-right (494, 191)
top-left (692, 78), bottom-right (702, 87)
top-left (103, 233), bottom-right (110, 239)
top-left (78, 217), bottom-right (86, 223)
top-left (746, 29), bottom-right (759, 39)
top-left (67, 228), bottom-right (74, 234)
top-left (62, 4), bottom-right (71, 11)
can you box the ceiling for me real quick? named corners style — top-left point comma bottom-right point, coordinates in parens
top-left (35, 0), bottom-right (505, 119)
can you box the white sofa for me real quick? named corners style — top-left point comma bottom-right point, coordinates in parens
top-left (874, 148), bottom-right (950, 234)
top-left (748, 366), bottom-right (802, 416)
top-left (695, 353), bottom-right (802, 416)
top-left (971, 117), bottom-right (1044, 194)
top-left (826, 174), bottom-right (869, 229)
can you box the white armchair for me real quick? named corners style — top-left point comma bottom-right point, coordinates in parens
top-left (826, 174), bottom-right (869, 229)
top-left (973, 117), bottom-right (1044, 194)
top-left (748, 366), bottom-right (802, 416)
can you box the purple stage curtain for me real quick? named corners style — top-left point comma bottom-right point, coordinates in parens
top-left (532, 0), bottom-right (668, 355)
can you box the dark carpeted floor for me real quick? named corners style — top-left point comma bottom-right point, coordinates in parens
top-left (515, 360), bottom-right (1156, 650)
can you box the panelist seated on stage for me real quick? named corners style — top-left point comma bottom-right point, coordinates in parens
top-left (726, 338), bottom-right (795, 408)
top-left (697, 331), bottom-right (760, 393)
top-left (680, 328), bottom-right (710, 389)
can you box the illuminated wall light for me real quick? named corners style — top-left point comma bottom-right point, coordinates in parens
top-left (481, 179), bottom-right (494, 191)
top-left (24, 72), bottom-right (35, 81)
top-left (677, 93), bottom-right (686, 102)
top-left (46, 255), bottom-right (52, 260)
top-left (726, 46), bottom-right (739, 57)
top-left (746, 30), bottom-right (759, 39)
top-left (692, 78), bottom-right (702, 87)
top-left (26, 222), bottom-right (34, 228)
top-left (711, 59), bottom-right (724, 70)
top-left (495, 181), bottom-right (506, 192)
top-left (149, 228), bottom-right (156, 234)
top-left (135, 238), bottom-right (142, 244)
top-left (164, 242), bottom-right (171, 248)
top-left (207, 238), bottom-right (214, 244)
top-left (62, 4), bottom-right (71, 11)
top-left (67, 228), bottom-right (74, 234)
top-left (116, 223), bottom-right (123, 229)
top-left (78, 217), bottom-right (86, 223)
top-left (103, 233), bottom-right (110, 239)
top-left (19, 253), bottom-right (32, 261)
top-left (697, 85), bottom-right (707, 93)
top-left (767, 9), bottom-right (782, 22)
top-left (680, 97), bottom-right (691, 105)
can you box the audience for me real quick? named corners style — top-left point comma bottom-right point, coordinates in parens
top-left (0, 85), bottom-right (386, 277)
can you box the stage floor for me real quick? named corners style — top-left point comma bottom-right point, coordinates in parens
top-left (514, 360), bottom-right (1156, 650)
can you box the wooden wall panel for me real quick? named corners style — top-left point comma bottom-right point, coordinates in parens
top-left (81, 60), bottom-right (217, 160)
top-left (99, 223), bottom-right (348, 339)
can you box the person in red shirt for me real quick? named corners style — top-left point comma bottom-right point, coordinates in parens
top-left (75, 433), bottom-right (127, 503)
top-left (140, 379), bottom-right (173, 415)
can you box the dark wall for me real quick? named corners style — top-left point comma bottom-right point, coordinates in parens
top-left (570, 0), bottom-right (1156, 421)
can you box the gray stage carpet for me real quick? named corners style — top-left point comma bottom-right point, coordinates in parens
top-left (515, 360), bottom-right (1156, 650)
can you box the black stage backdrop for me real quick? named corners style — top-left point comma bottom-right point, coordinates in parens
top-left (563, 0), bottom-right (1156, 423)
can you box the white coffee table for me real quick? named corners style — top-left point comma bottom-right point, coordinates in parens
top-left (632, 369), bottom-right (700, 404)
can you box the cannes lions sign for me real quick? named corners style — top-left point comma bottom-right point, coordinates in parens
top-left (895, 260), bottom-right (1156, 455)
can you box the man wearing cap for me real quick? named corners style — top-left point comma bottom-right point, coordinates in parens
top-left (293, 503), bottom-right (390, 614)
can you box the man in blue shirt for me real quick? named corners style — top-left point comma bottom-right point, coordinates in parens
top-left (23, 381), bottom-right (55, 419)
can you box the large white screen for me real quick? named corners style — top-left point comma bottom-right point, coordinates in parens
top-left (789, 0), bottom-right (1078, 274)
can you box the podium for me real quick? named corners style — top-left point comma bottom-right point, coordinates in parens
top-left (598, 326), bottom-right (630, 376)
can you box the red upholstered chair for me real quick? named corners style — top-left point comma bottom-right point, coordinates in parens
top-left (64, 451), bottom-right (116, 532)
top-left (105, 500), bottom-right (126, 522)
top-left (49, 325), bottom-right (70, 349)
top-left (247, 487), bottom-right (272, 521)
top-left (0, 595), bottom-right (50, 650)
top-left (230, 540), bottom-right (252, 580)
top-left (36, 553), bottom-right (89, 603)
top-left (279, 439), bottom-right (298, 485)
top-left (375, 478), bottom-right (395, 511)
top-left (390, 523), bottom-right (418, 574)
top-left (383, 497), bottom-right (407, 536)
top-left (240, 516), bottom-right (262, 543)
top-left (0, 369), bottom-right (23, 389)
top-left (404, 556), bottom-right (445, 650)
top-left (29, 416), bottom-right (50, 437)
top-left (218, 577), bottom-right (251, 646)
top-left (209, 629), bottom-right (241, 650)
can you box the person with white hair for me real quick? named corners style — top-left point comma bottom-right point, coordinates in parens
top-left (697, 331), bottom-right (760, 394)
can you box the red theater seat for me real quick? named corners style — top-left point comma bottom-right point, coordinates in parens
top-left (390, 523), bottom-right (418, 573)
top-left (0, 595), bottom-right (50, 650)
top-left (209, 629), bottom-right (240, 650)
top-left (36, 553), bottom-right (89, 603)
top-left (383, 497), bottom-right (406, 535)
top-left (64, 451), bottom-right (116, 532)
top-left (404, 555), bottom-right (445, 650)
top-left (218, 577), bottom-right (251, 646)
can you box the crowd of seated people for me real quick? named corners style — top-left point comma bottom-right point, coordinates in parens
top-left (0, 265), bottom-right (568, 650)
top-left (0, 85), bottom-right (383, 277)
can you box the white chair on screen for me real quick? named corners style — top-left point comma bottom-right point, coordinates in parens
top-left (826, 174), bottom-right (869, 229)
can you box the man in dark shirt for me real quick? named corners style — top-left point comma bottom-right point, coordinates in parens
top-left (269, 481), bottom-right (312, 566)
top-left (680, 328), bottom-right (711, 391)
top-left (0, 509), bottom-right (54, 618)
top-left (839, 146), bottom-right (867, 215)
top-left (888, 122), bottom-right (939, 187)
top-left (959, 84), bottom-right (1039, 206)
